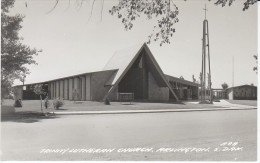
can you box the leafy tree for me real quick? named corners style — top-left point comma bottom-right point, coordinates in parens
top-left (31, 84), bottom-right (46, 113)
top-left (212, 0), bottom-right (257, 11)
top-left (44, 0), bottom-right (256, 46)
top-left (1, 0), bottom-right (41, 99)
top-left (109, 0), bottom-right (179, 46)
top-left (253, 54), bottom-right (257, 73)
top-left (221, 82), bottom-right (228, 89)
top-left (109, 0), bottom-right (256, 46)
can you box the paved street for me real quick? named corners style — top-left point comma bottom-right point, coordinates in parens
top-left (1, 109), bottom-right (257, 161)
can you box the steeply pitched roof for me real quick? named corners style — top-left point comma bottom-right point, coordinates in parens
top-left (103, 43), bottom-right (179, 101)
top-left (103, 43), bottom-right (144, 85)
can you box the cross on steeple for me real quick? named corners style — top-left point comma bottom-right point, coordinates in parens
top-left (203, 4), bottom-right (208, 20)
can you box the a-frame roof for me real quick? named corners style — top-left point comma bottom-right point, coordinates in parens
top-left (103, 43), bottom-right (144, 85)
top-left (103, 43), bottom-right (179, 101)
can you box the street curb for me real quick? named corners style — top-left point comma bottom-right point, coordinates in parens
top-left (53, 107), bottom-right (257, 115)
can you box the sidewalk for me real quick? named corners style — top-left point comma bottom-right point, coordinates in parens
top-left (187, 99), bottom-right (256, 109)
top-left (54, 100), bottom-right (256, 115)
top-left (4, 99), bottom-right (256, 116)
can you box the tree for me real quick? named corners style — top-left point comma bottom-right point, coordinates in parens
top-left (221, 82), bottom-right (228, 89)
top-left (109, 0), bottom-right (179, 46)
top-left (31, 84), bottom-right (46, 113)
top-left (211, 0), bottom-right (257, 11)
top-left (109, 0), bottom-right (256, 46)
top-left (1, 0), bottom-right (41, 99)
top-left (253, 54), bottom-right (257, 73)
top-left (192, 74), bottom-right (197, 83)
top-left (45, 0), bottom-right (256, 46)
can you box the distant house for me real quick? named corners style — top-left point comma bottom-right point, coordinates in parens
top-left (226, 85), bottom-right (257, 100)
top-left (13, 43), bottom-right (199, 102)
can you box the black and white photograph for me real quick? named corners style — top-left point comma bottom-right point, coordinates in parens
top-left (1, 0), bottom-right (258, 161)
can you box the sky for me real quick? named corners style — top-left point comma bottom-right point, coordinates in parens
top-left (10, 0), bottom-right (258, 88)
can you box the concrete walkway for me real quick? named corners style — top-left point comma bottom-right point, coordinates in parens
top-left (187, 100), bottom-right (255, 108)
top-left (212, 100), bottom-right (256, 108)
top-left (54, 100), bottom-right (256, 115)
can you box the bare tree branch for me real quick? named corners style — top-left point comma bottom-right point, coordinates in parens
top-left (43, 0), bottom-right (256, 46)
top-left (64, 0), bottom-right (71, 11)
top-left (46, 0), bottom-right (59, 14)
top-left (88, 0), bottom-right (97, 22)
top-left (100, 0), bottom-right (105, 21)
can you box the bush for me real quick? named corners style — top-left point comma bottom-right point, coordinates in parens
top-left (104, 98), bottom-right (110, 105)
top-left (14, 99), bottom-right (22, 107)
top-left (53, 98), bottom-right (64, 109)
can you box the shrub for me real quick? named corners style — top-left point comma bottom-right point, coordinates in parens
top-left (104, 98), bottom-right (110, 105)
top-left (53, 98), bottom-right (64, 109)
top-left (14, 99), bottom-right (22, 107)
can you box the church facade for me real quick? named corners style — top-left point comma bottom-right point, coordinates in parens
top-left (13, 43), bottom-right (199, 102)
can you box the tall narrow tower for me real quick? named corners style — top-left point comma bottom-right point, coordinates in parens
top-left (200, 5), bottom-right (212, 104)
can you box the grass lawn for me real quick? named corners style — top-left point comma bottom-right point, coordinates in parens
top-left (226, 100), bottom-right (257, 106)
top-left (2, 99), bottom-right (224, 114)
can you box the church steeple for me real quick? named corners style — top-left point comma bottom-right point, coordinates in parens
top-left (203, 4), bottom-right (208, 20)
top-left (200, 4), bottom-right (212, 104)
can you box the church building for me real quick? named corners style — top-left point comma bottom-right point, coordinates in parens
top-left (13, 43), bottom-right (199, 102)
